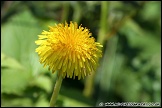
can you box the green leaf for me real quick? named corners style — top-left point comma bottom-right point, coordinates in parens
top-left (2, 97), bottom-right (33, 107)
top-left (1, 69), bottom-right (30, 95)
top-left (116, 69), bottom-right (142, 102)
top-left (1, 9), bottom-right (49, 76)
top-left (57, 94), bottom-right (93, 107)
top-left (119, 18), bottom-right (160, 59)
top-left (1, 53), bottom-right (24, 70)
top-left (35, 94), bottom-right (49, 107)
top-left (58, 87), bottom-right (95, 107)
top-left (32, 75), bottom-right (52, 93)
top-left (139, 1), bottom-right (161, 21)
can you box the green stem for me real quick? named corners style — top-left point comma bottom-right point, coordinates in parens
top-left (61, 2), bottom-right (70, 23)
top-left (49, 74), bottom-right (63, 107)
top-left (98, 1), bottom-right (109, 44)
top-left (83, 71), bottom-right (96, 97)
top-left (83, 1), bottom-right (109, 98)
top-left (72, 1), bottom-right (82, 24)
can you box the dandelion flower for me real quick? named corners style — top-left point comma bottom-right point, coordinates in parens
top-left (35, 21), bottom-right (102, 80)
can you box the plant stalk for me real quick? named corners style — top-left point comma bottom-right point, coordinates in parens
top-left (49, 74), bottom-right (63, 107)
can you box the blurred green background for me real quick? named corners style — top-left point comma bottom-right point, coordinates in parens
top-left (1, 1), bottom-right (161, 107)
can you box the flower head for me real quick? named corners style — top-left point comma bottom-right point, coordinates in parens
top-left (35, 21), bottom-right (102, 80)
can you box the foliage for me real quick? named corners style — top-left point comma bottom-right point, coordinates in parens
top-left (1, 1), bottom-right (161, 107)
